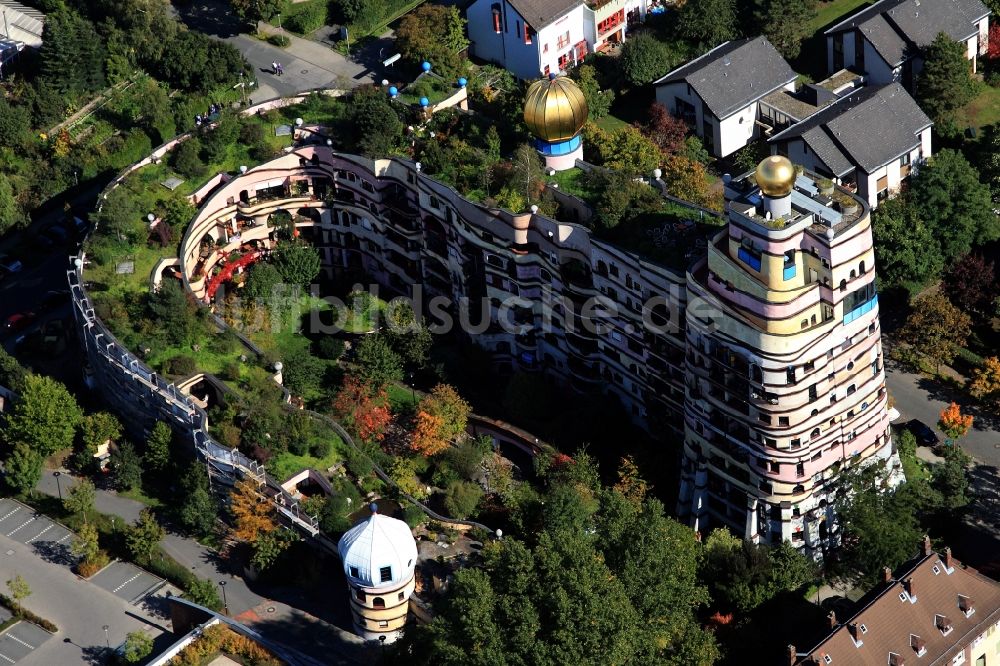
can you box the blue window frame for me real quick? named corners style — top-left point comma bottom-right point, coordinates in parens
top-left (738, 247), bottom-right (762, 272)
top-left (783, 265), bottom-right (797, 280)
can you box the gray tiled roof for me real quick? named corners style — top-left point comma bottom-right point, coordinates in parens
top-left (507, 0), bottom-right (583, 29)
top-left (653, 37), bottom-right (797, 120)
top-left (826, 0), bottom-right (990, 65)
top-left (770, 83), bottom-right (931, 175)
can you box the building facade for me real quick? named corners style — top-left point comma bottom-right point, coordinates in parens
top-left (466, 0), bottom-right (645, 80)
top-left (794, 537), bottom-right (1000, 665)
top-left (677, 157), bottom-right (901, 556)
top-left (824, 0), bottom-right (990, 88)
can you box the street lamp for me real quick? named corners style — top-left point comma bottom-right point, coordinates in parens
top-left (53, 471), bottom-right (62, 501)
top-left (408, 372), bottom-right (415, 404)
top-left (102, 625), bottom-right (110, 649)
top-left (218, 580), bottom-right (228, 615)
top-left (379, 635), bottom-right (386, 654)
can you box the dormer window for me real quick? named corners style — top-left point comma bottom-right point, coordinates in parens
top-left (959, 595), bottom-right (975, 618)
top-left (935, 614), bottom-right (953, 636)
top-left (910, 634), bottom-right (926, 657)
top-left (380, 566), bottom-right (392, 583)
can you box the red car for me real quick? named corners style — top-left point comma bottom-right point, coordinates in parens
top-left (4, 312), bottom-right (36, 332)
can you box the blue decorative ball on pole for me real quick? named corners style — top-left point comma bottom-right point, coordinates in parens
top-left (458, 77), bottom-right (467, 88)
top-left (421, 61), bottom-right (432, 72)
top-left (388, 86), bottom-right (398, 98)
top-left (419, 97), bottom-right (429, 108)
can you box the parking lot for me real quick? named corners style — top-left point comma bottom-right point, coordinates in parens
top-left (0, 499), bottom-right (74, 565)
top-left (90, 561), bottom-right (164, 604)
top-left (0, 621), bottom-right (53, 663)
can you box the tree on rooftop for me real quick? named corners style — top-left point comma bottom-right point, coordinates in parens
top-left (242, 263), bottom-right (283, 302)
top-left (662, 154), bottom-right (720, 210)
top-left (148, 280), bottom-right (200, 347)
top-left (916, 32), bottom-right (977, 136)
top-left (2, 374), bottom-right (82, 458)
top-left (349, 85), bottom-right (405, 158)
top-left (907, 149), bottom-right (998, 264)
top-left (272, 239), bottom-right (321, 289)
top-left (395, 5), bottom-right (467, 79)
top-left (354, 334), bottom-right (403, 391)
top-left (172, 137), bottom-right (206, 180)
top-left (123, 630), bottom-right (154, 664)
top-left (574, 64), bottom-right (614, 120)
top-left (870, 197), bottom-right (944, 293)
top-left (0, 97), bottom-right (31, 150)
top-left (618, 32), bottom-right (679, 87)
top-left (333, 375), bottom-right (392, 444)
top-left (677, 0), bottom-right (739, 50)
top-left (752, 0), bottom-right (817, 59)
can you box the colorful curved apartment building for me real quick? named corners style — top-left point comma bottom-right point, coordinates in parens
top-left (678, 157), bottom-right (902, 556)
top-left (170, 145), bottom-right (900, 558)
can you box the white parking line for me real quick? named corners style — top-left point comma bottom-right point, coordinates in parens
top-left (6, 634), bottom-right (34, 650)
top-left (0, 507), bottom-right (20, 522)
top-left (113, 572), bottom-right (142, 593)
top-left (0, 651), bottom-right (13, 664)
top-left (25, 524), bottom-right (52, 543)
top-left (55, 533), bottom-right (71, 544)
top-left (6, 519), bottom-right (34, 537)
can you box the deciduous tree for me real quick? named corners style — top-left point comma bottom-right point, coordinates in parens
top-left (938, 402), bottom-right (973, 440)
top-left (2, 444), bottom-right (42, 496)
top-left (144, 421), bottom-right (172, 473)
top-left (125, 509), bottom-right (165, 564)
top-left (753, 0), bottom-right (817, 59)
top-left (619, 33), bottom-right (678, 86)
top-left (419, 384), bottom-right (470, 443)
top-left (444, 480), bottom-right (483, 519)
top-left (71, 522), bottom-right (100, 563)
top-left (662, 154), bottom-right (720, 210)
top-left (574, 64), bottom-right (614, 120)
top-left (870, 197), bottom-right (943, 292)
top-left (64, 478), bottom-right (96, 524)
top-left (6, 575), bottom-right (30, 606)
top-left (229, 477), bottom-right (275, 544)
top-left (678, 0), bottom-right (739, 49)
top-left (332, 375), bottom-right (392, 444)
top-left (354, 334), bottom-right (403, 390)
top-left (2, 374), bottom-right (82, 458)
top-left (916, 33), bottom-right (977, 134)
top-left (943, 253), bottom-right (997, 315)
top-left (111, 441), bottom-right (143, 491)
top-left (250, 527), bottom-right (296, 572)
top-left (272, 240), bottom-right (321, 289)
top-left (395, 5), bottom-right (467, 78)
top-left (642, 103), bottom-right (689, 156)
top-left (970, 356), bottom-right (1000, 407)
top-left (0, 174), bottom-right (27, 236)
top-left (900, 291), bottom-right (972, 372)
top-left (228, 0), bottom-right (280, 23)
top-left (123, 631), bottom-right (154, 664)
top-left (410, 410), bottom-right (448, 457)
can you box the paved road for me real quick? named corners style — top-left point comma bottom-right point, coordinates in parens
top-left (176, 1), bottom-right (372, 104)
top-left (0, 520), bottom-right (163, 664)
top-left (885, 362), bottom-right (1000, 466)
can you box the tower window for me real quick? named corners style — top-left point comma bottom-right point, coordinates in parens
top-left (380, 566), bottom-right (392, 583)
top-left (349, 566), bottom-right (359, 578)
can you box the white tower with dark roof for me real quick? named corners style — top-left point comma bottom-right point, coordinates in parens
top-left (337, 503), bottom-right (418, 642)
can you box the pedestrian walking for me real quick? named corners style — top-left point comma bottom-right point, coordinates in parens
top-left (271, 61), bottom-right (278, 75)
top-left (277, 62), bottom-right (284, 76)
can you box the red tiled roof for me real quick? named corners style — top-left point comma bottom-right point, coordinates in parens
top-left (799, 547), bottom-right (1000, 665)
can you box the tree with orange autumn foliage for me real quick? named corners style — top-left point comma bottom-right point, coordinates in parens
top-left (970, 356), bottom-right (1000, 408)
top-left (228, 477), bottom-right (275, 544)
top-left (410, 410), bottom-right (448, 456)
top-left (613, 456), bottom-right (649, 508)
top-left (332, 375), bottom-right (392, 444)
top-left (938, 402), bottom-right (973, 441)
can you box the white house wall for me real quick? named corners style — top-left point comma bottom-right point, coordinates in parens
top-left (538, 5), bottom-right (589, 75)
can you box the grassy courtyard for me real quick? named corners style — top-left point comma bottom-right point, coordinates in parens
top-left (957, 84), bottom-right (1000, 131)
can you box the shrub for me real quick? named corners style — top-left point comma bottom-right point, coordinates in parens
top-left (76, 550), bottom-right (110, 578)
top-left (310, 438), bottom-right (332, 458)
top-left (267, 34), bottom-right (291, 47)
top-left (164, 354), bottom-right (198, 376)
top-left (222, 360), bottom-right (242, 381)
top-left (444, 480), bottom-right (483, 520)
top-left (284, 3), bottom-right (328, 34)
top-left (402, 503), bottom-right (427, 528)
top-left (239, 120), bottom-right (265, 145)
top-left (172, 138), bottom-right (206, 179)
top-left (316, 336), bottom-right (345, 360)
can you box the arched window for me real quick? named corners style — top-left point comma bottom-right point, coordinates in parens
top-left (811, 428), bottom-right (820, 438)
top-left (373, 597), bottom-right (385, 609)
top-left (840, 279), bottom-right (847, 292)
top-left (860, 261), bottom-right (866, 274)
top-left (850, 269), bottom-right (856, 279)
top-left (355, 589), bottom-right (366, 602)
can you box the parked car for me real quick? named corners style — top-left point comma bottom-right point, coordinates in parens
top-left (39, 290), bottom-right (70, 312)
top-left (65, 216), bottom-right (89, 237)
top-left (38, 225), bottom-right (69, 247)
top-left (907, 420), bottom-right (940, 447)
top-left (4, 312), bottom-right (36, 332)
top-left (0, 254), bottom-right (23, 273)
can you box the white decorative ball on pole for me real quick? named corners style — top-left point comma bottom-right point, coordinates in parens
top-left (530, 205), bottom-right (539, 214)
top-left (273, 361), bottom-right (283, 372)
top-left (653, 168), bottom-right (662, 179)
top-left (239, 165), bottom-right (248, 174)
top-left (147, 213), bottom-right (156, 222)
top-left (294, 118), bottom-right (303, 127)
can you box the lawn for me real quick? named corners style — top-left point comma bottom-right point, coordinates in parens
top-left (548, 167), bottom-right (603, 206)
top-left (594, 113), bottom-right (629, 133)
top-left (957, 84), bottom-right (1000, 131)
top-left (809, 0), bottom-right (872, 33)
top-left (267, 424), bottom-right (345, 481)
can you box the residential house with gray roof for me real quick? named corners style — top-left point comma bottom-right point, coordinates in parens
top-left (824, 0), bottom-right (990, 89)
top-left (653, 37), bottom-right (798, 158)
top-left (466, 0), bottom-right (646, 80)
top-left (769, 82), bottom-right (932, 208)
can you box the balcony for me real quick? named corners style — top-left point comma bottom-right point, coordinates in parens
top-left (843, 295), bottom-right (878, 325)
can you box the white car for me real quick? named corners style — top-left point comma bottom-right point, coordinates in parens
top-left (0, 254), bottom-right (22, 273)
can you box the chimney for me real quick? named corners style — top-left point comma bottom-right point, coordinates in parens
top-left (883, 566), bottom-right (893, 583)
top-left (910, 634), bottom-right (926, 655)
top-left (904, 577), bottom-right (916, 600)
top-left (828, 610), bottom-right (838, 629)
top-left (922, 535), bottom-right (932, 557)
top-left (935, 614), bottom-right (952, 633)
top-left (848, 623), bottom-right (862, 642)
top-left (889, 652), bottom-right (905, 666)
top-left (788, 644), bottom-right (797, 666)
top-left (944, 547), bottom-right (953, 569)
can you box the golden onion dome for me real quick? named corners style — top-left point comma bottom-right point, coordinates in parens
top-left (523, 74), bottom-right (589, 143)
top-left (755, 155), bottom-right (796, 197)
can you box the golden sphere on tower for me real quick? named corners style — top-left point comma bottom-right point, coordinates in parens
top-left (523, 74), bottom-right (589, 143)
top-left (755, 155), bottom-right (796, 197)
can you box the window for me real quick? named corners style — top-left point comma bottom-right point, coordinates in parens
top-left (796, 462), bottom-right (805, 477)
top-left (373, 597), bottom-right (386, 608)
top-left (378, 620), bottom-right (389, 628)
top-left (860, 624), bottom-right (868, 634)
top-left (380, 566), bottom-right (392, 583)
top-left (491, 4), bottom-right (501, 33)
top-left (557, 30), bottom-right (570, 50)
top-left (515, 20), bottom-right (520, 40)
top-left (398, 591), bottom-right (405, 601)
top-left (953, 651), bottom-right (966, 665)
top-left (769, 461), bottom-right (780, 473)
top-left (349, 566), bottom-right (359, 578)
top-left (779, 416), bottom-right (789, 426)
top-left (543, 64), bottom-right (550, 76)
top-left (524, 23), bottom-right (532, 44)
top-left (791, 438), bottom-right (801, 448)
top-left (787, 367), bottom-right (796, 385)
top-left (823, 655), bottom-right (832, 665)
top-left (355, 589), bottom-right (366, 602)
